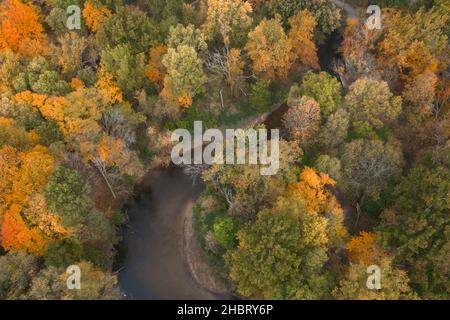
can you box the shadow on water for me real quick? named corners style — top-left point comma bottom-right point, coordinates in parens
top-left (117, 30), bottom-right (343, 300)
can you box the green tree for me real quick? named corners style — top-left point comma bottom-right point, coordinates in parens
top-left (347, 120), bottom-right (378, 141)
top-left (77, 210), bottom-right (117, 269)
top-left (249, 79), bottom-right (271, 112)
top-left (96, 5), bottom-right (160, 53)
top-left (44, 166), bottom-right (92, 228)
top-left (229, 197), bottom-right (333, 299)
top-left (203, 0), bottom-right (253, 46)
top-left (31, 71), bottom-right (71, 96)
top-left (35, 120), bottom-right (63, 146)
top-left (344, 78), bottom-right (402, 129)
top-left (378, 163), bottom-right (450, 299)
top-left (161, 44), bottom-right (207, 107)
top-left (299, 71), bottom-right (342, 118)
top-left (166, 24), bottom-right (207, 52)
top-left (212, 216), bottom-right (238, 250)
top-left (0, 119), bottom-right (34, 151)
top-left (101, 44), bottom-right (147, 95)
top-left (26, 261), bottom-right (119, 299)
top-left (314, 155), bottom-right (341, 182)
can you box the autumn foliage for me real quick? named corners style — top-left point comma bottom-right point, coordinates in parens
top-left (1, 204), bottom-right (47, 255)
top-left (0, 0), bottom-right (47, 57)
top-left (82, 1), bottom-right (112, 33)
top-left (347, 232), bottom-right (387, 266)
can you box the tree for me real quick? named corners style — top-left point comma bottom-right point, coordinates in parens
top-left (340, 139), bottom-right (404, 203)
top-left (282, 96), bottom-right (320, 147)
top-left (146, 44), bottom-right (167, 90)
top-left (288, 10), bottom-right (319, 70)
top-left (95, 68), bottom-right (124, 104)
top-left (101, 44), bottom-right (147, 96)
top-left (319, 109), bottom-right (350, 151)
top-left (0, 49), bottom-right (21, 94)
top-left (205, 48), bottom-right (246, 96)
top-left (347, 120), bottom-right (379, 141)
top-left (249, 79), bottom-right (271, 112)
top-left (161, 45), bottom-right (207, 108)
top-left (0, 0), bottom-right (47, 57)
top-left (76, 209), bottom-right (117, 269)
top-left (299, 72), bottom-right (342, 118)
top-left (54, 32), bottom-right (90, 76)
top-left (346, 232), bottom-right (387, 266)
top-left (229, 196), bottom-right (333, 299)
top-left (0, 251), bottom-right (38, 299)
top-left (61, 261), bottom-right (119, 299)
top-left (24, 266), bottom-right (65, 300)
top-left (22, 193), bottom-right (67, 241)
top-left (289, 166), bottom-right (347, 246)
top-left (378, 164), bottom-right (450, 299)
top-left (402, 71), bottom-right (438, 122)
top-left (24, 260), bottom-right (119, 300)
top-left (202, 139), bottom-right (302, 220)
top-left (31, 71), bottom-right (71, 96)
top-left (0, 118), bottom-right (34, 151)
top-left (1, 204), bottom-right (47, 255)
top-left (11, 56), bottom-right (71, 96)
top-left (246, 17), bottom-right (294, 80)
top-left (82, 0), bottom-right (112, 33)
top-left (339, 17), bottom-right (365, 57)
top-left (289, 167), bottom-right (335, 214)
top-left (44, 166), bottom-right (92, 228)
top-left (166, 24), bottom-right (207, 53)
top-left (344, 78), bottom-right (402, 129)
top-left (314, 155), bottom-right (342, 182)
top-left (4, 145), bottom-right (55, 207)
top-left (377, 7), bottom-right (447, 82)
top-left (212, 216), bottom-right (238, 250)
top-left (0, 146), bottom-right (20, 206)
top-left (203, 0), bottom-right (253, 46)
top-left (266, 0), bottom-right (341, 39)
top-left (333, 257), bottom-right (418, 300)
top-left (96, 5), bottom-right (160, 53)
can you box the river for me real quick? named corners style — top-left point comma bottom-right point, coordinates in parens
top-left (118, 25), bottom-right (344, 301)
top-left (118, 167), bottom-right (217, 299)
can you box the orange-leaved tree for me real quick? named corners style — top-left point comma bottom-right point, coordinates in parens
top-left (82, 0), bottom-right (112, 33)
top-left (1, 204), bottom-right (47, 255)
top-left (146, 44), bottom-right (167, 90)
top-left (347, 231), bottom-right (388, 266)
top-left (0, 0), bottom-right (47, 57)
top-left (288, 10), bottom-right (319, 70)
top-left (289, 166), bottom-right (336, 214)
